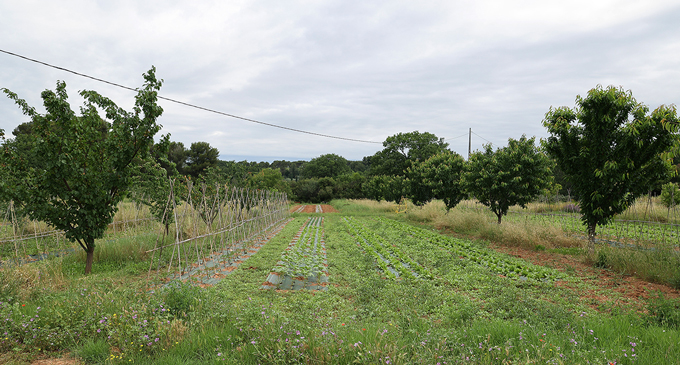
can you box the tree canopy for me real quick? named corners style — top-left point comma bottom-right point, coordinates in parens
top-left (464, 135), bottom-right (553, 224)
top-left (0, 67), bottom-right (164, 274)
top-left (362, 175), bottom-right (405, 203)
top-left (543, 85), bottom-right (678, 242)
top-left (185, 141), bottom-right (220, 178)
top-left (407, 150), bottom-right (466, 211)
top-left (166, 141), bottom-right (188, 175)
top-left (369, 131), bottom-right (449, 176)
top-left (246, 168), bottom-right (292, 196)
top-left (300, 153), bottom-right (351, 179)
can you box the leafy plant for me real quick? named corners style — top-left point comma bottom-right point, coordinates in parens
top-left (464, 135), bottom-right (554, 224)
top-left (660, 182), bottom-right (680, 208)
top-left (0, 67), bottom-right (164, 274)
top-left (164, 281), bottom-right (202, 319)
top-left (543, 85), bottom-right (678, 246)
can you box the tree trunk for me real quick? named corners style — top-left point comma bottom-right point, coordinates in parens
top-left (85, 241), bottom-right (95, 275)
top-left (587, 222), bottom-right (597, 254)
top-left (496, 213), bottom-right (502, 224)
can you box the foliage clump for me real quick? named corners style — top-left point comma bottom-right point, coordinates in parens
top-left (406, 150), bottom-right (466, 211)
top-left (463, 135), bottom-right (554, 224)
top-left (0, 67), bottom-right (164, 274)
top-left (543, 85), bottom-right (678, 243)
top-left (660, 182), bottom-right (680, 208)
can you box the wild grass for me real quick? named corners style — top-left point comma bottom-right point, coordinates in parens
top-left (1, 201), bottom-right (680, 364)
top-left (588, 244), bottom-right (680, 289)
top-left (404, 200), bottom-right (583, 250)
top-left (337, 198), bottom-right (406, 214)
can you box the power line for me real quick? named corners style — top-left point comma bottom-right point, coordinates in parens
top-left (0, 49), bottom-right (382, 144)
top-left (443, 132), bottom-right (469, 141)
top-left (471, 130), bottom-right (493, 145)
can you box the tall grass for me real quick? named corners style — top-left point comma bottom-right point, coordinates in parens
top-left (588, 244), bottom-right (680, 289)
top-left (404, 200), bottom-right (583, 250)
top-left (337, 199), bottom-right (405, 214)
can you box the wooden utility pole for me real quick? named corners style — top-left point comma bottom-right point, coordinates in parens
top-left (468, 128), bottom-right (471, 160)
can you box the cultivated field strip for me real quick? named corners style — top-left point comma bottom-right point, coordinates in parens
top-left (261, 217), bottom-right (329, 290)
top-left (376, 217), bottom-right (564, 282)
top-left (163, 218), bottom-right (294, 287)
top-left (343, 217), bottom-right (433, 280)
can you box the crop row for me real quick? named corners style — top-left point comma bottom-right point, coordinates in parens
top-left (376, 217), bottom-right (563, 282)
top-left (262, 217), bottom-right (328, 290)
top-left (343, 217), bottom-right (433, 280)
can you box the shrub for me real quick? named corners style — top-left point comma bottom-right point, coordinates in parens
top-left (164, 281), bottom-right (202, 319)
top-left (647, 291), bottom-right (680, 328)
top-left (660, 182), bottom-right (680, 208)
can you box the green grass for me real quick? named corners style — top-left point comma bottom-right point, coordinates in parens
top-left (0, 201), bottom-right (680, 364)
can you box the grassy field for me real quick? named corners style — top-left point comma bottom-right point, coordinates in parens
top-left (0, 200), bottom-right (679, 364)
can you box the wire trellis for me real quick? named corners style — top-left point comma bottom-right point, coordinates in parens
top-left (0, 199), bottom-right (156, 267)
top-left (458, 193), bottom-right (680, 248)
top-left (145, 179), bottom-right (290, 287)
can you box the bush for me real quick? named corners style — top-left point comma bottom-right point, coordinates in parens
top-left (660, 182), bottom-right (680, 208)
top-left (164, 281), bottom-right (202, 319)
top-left (647, 291), bottom-right (680, 328)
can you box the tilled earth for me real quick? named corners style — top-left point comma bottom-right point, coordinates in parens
top-left (290, 204), bottom-right (339, 213)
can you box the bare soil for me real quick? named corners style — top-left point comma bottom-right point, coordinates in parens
top-left (30, 355), bottom-right (82, 365)
top-left (289, 204), bottom-right (339, 213)
top-left (491, 244), bottom-right (680, 312)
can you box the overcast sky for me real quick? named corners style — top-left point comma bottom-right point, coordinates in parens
top-left (2, 1), bottom-right (680, 162)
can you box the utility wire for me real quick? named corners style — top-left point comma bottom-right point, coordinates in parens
top-left (0, 49), bottom-right (382, 144)
top-left (471, 130), bottom-right (493, 145)
top-left (443, 132), bottom-right (469, 141)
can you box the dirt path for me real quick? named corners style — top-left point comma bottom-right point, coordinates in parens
top-left (491, 244), bottom-right (680, 311)
top-left (290, 204), bottom-right (339, 213)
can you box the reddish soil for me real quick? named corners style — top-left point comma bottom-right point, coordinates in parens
top-left (289, 204), bottom-right (339, 213)
top-left (491, 244), bottom-right (680, 312)
top-left (31, 357), bottom-right (82, 365)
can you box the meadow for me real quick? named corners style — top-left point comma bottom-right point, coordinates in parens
top-left (0, 199), bottom-right (679, 364)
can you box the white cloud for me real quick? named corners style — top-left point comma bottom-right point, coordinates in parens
top-left (2, 0), bottom-right (680, 161)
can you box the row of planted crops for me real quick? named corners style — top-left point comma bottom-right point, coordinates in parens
top-left (342, 216), bottom-right (563, 283)
top-left (256, 212), bottom-right (564, 292)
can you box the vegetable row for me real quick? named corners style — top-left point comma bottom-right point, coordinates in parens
top-left (262, 217), bottom-right (328, 290)
top-left (376, 217), bottom-right (563, 282)
top-left (343, 217), bottom-right (433, 280)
